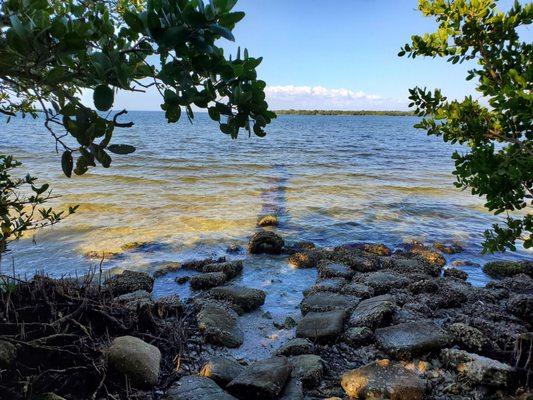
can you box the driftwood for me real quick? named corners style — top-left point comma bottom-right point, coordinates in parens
top-left (0, 272), bottom-right (201, 400)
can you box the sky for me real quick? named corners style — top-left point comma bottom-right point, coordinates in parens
top-left (108, 0), bottom-right (531, 111)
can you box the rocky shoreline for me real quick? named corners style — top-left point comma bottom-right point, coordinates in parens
top-left (1, 229), bottom-right (532, 399)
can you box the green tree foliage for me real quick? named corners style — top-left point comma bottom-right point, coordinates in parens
top-left (0, 0), bottom-right (275, 176)
top-left (400, 0), bottom-right (532, 252)
top-left (0, 155), bottom-right (77, 259)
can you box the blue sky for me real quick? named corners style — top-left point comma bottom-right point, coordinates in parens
top-left (111, 0), bottom-right (531, 111)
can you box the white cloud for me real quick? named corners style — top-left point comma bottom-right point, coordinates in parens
top-left (265, 85), bottom-right (406, 110)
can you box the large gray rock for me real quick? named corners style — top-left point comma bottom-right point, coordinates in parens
top-left (190, 272), bottom-right (228, 290)
top-left (344, 327), bottom-right (374, 346)
top-left (342, 282), bottom-right (375, 298)
top-left (348, 294), bottom-right (396, 329)
top-left (164, 375), bottom-right (238, 400)
top-left (0, 340), bottom-right (17, 368)
top-left (296, 310), bottom-right (346, 342)
top-left (303, 278), bottom-right (347, 296)
top-left (299, 292), bottom-right (359, 315)
top-left (279, 378), bottom-right (303, 400)
top-left (197, 302), bottom-right (244, 348)
top-left (203, 261), bottom-right (243, 279)
top-left (276, 338), bottom-right (314, 356)
top-left (357, 271), bottom-right (410, 294)
top-left (317, 262), bottom-right (354, 279)
top-left (114, 289), bottom-right (153, 310)
top-left (105, 270), bottom-right (154, 295)
top-left (227, 356), bottom-right (292, 399)
top-left (482, 260), bottom-right (533, 278)
top-left (199, 356), bottom-right (245, 387)
top-left (375, 321), bottom-right (451, 360)
top-left (248, 231), bottom-right (284, 254)
top-left (441, 348), bottom-right (512, 387)
top-left (107, 336), bottom-right (161, 388)
top-left (209, 285), bottom-right (266, 312)
top-left (288, 354), bottom-right (324, 388)
top-left (341, 359), bottom-right (425, 400)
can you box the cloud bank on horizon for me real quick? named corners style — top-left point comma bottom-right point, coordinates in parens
top-left (264, 85), bottom-right (407, 111)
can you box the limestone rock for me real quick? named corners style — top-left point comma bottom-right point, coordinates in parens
top-left (348, 294), bottom-right (396, 329)
top-left (339, 242), bottom-right (392, 256)
top-left (164, 375), bottom-right (237, 400)
top-left (190, 272), bottom-right (228, 290)
top-left (107, 336), bottom-right (161, 388)
top-left (227, 356), bottom-right (292, 399)
top-left (276, 338), bottom-right (315, 356)
top-left (375, 321), bottom-right (452, 360)
top-left (448, 323), bottom-right (489, 353)
top-left (248, 231), bottom-right (284, 254)
top-left (317, 262), bottom-right (354, 279)
top-left (342, 282), bottom-right (375, 298)
top-left (300, 292), bottom-right (359, 315)
top-left (444, 268), bottom-right (468, 280)
top-left (303, 278), bottom-right (347, 296)
top-left (296, 310), bottom-right (346, 342)
top-left (209, 285), bottom-right (266, 312)
top-left (344, 327), bottom-right (374, 346)
top-left (288, 251), bottom-right (321, 269)
top-left (202, 261), bottom-right (243, 279)
top-left (105, 270), bottom-right (154, 295)
top-left (357, 271), bottom-right (410, 294)
top-left (257, 214), bottom-right (279, 227)
top-left (483, 260), bottom-right (533, 279)
top-left (288, 354), bottom-right (324, 388)
top-left (341, 359), bottom-right (425, 400)
top-left (199, 356), bottom-right (245, 387)
top-left (197, 302), bottom-right (244, 348)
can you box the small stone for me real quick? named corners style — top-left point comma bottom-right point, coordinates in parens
top-left (296, 310), bottom-right (346, 342)
top-left (114, 290), bottom-right (153, 310)
top-left (300, 292), bottom-right (359, 315)
top-left (154, 295), bottom-right (182, 318)
top-left (227, 244), bottom-right (243, 254)
top-left (0, 340), bottom-right (17, 368)
top-left (175, 276), bottom-right (189, 284)
top-left (190, 272), bottom-right (228, 290)
top-left (433, 242), bottom-right (463, 254)
top-left (197, 302), bottom-right (244, 348)
top-left (344, 327), bottom-right (373, 346)
top-left (164, 375), bottom-right (238, 400)
top-left (209, 285), bottom-right (266, 312)
top-left (341, 359), bottom-right (425, 400)
top-left (348, 294), bottom-right (396, 329)
top-left (452, 260), bottom-right (480, 267)
top-left (444, 268), bottom-right (468, 280)
top-left (276, 338), bottom-right (315, 356)
top-left (257, 214), bottom-right (279, 227)
top-left (199, 356), bottom-right (245, 387)
top-left (288, 354), bottom-right (324, 388)
top-left (227, 356), bottom-right (292, 399)
top-left (318, 262), bottom-right (354, 279)
top-left (104, 270), bottom-right (154, 295)
top-left (288, 251), bottom-right (321, 269)
top-left (107, 336), bottom-right (161, 388)
top-left (441, 348), bottom-right (512, 387)
top-left (248, 231), bottom-right (284, 254)
top-left (283, 316), bottom-right (298, 329)
top-left (448, 323), bottom-right (489, 353)
top-left (203, 261), bottom-right (243, 279)
top-left (375, 321), bottom-right (452, 360)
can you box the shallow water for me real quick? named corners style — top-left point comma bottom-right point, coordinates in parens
top-left (1, 112), bottom-right (531, 297)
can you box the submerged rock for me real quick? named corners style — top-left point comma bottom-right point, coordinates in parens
top-left (375, 321), bottom-right (451, 360)
top-left (164, 375), bottom-right (237, 400)
top-left (348, 294), bottom-right (396, 329)
top-left (248, 231), bottom-right (285, 254)
top-left (300, 292), bottom-right (359, 315)
top-left (227, 356), bottom-right (292, 399)
top-left (197, 302), bottom-right (244, 348)
top-left (190, 272), bottom-right (228, 290)
top-left (483, 260), bottom-right (533, 278)
top-left (441, 348), bottom-right (513, 387)
top-left (257, 214), bottom-right (279, 227)
top-left (107, 336), bottom-right (161, 388)
top-left (296, 310), bottom-right (346, 342)
top-left (276, 338), bottom-right (315, 356)
top-left (104, 270), bottom-right (154, 295)
top-left (209, 285), bottom-right (266, 312)
top-left (288, 354), bottom-right (324, 388)
top-left (341, 359), bottom-right (425, 400)
top-left (199, 356), bottom-right (245, 387)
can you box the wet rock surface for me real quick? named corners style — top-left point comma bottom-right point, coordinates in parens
top-left (104, 270), bottom-right (154, 295)
top-left (248, 231), bottom-right (285, 254)
top-left (197, 302), bottom-right (244, 348)
top-left (296, 310), bottom-right (346, 342)
top-left (164, 375), bottom-right (238, 400)
top-left (348, 294), bottom-right (396, 329)
top-left (209, 285), bottom-right (266, 312)
top-left (199, 356), bottom-right (245, 386)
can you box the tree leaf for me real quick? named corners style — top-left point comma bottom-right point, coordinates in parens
top-left (107, 144), bottom-right (136, 155)
top-left (93, 85), bottom-right (114, 111)
top-left (61, 150), bottom-right (73, 178)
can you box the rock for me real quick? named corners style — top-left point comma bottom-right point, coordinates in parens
top-left (227, 356), bottom-right (292, 399)
top-left (154, 295), bottom-right (182, 318)
top-left (209, 285), bottom-right (266, 312)
top-left (441, 348), bottom-right (512, 387)
top-left (486, 273), bottom-right (533, 294)
top-left (330, 248), bottom-right (380, 272)
top-left (257, 214), bottom-right (279, 227)
top-left (300, 292), bottom-right (359, 315)
top-left (344, 327), bottom-right (373, 346)
top-left (248, 231), bottom-right (284, 254)
top-left (203, 261), bottom-right (243, 279)
top-left (396, 241), bottom-right (446, 267)
top-left (114, 290), bottom-right (153, 310)
top-left (164, 375), bottom-right (238, 400)
top-left (339, 242), bottom-right (392, 256)
top-left (276, 338), bottom-right (314, 356)
top-left (288, 251), bottom-right (321, 269)
top-left (182, 257), bottom-right (226, 271)
top-left (348, 294), bottom-right (396, 329)
top-left (342, 282), bottom-right (375, 298)
top-left (197, 302), bottom-right (244, 348)
top-left (190, 272), bottom-right (228, 290)
top-left (283, 316), bottom-right (298, 329)
top-left (36, 394), bottom-right (67, 400)
top-left (433, 242), bottom-right (463, 254)
top-left (0, 340), bottom-right (17, 368)
top-left (296, 310), bottom-right (346, 342)
top-left (448, 323), bottom-right (489, 353)
top-left (285, 241), bottom-right (316, 254)
top-left (341, 359), bottom-right (425, 400)
top-left (303, 277), bottom-right (347, 296)
top-left (107, 336), bottom-right (161, 388)
top-left (507, 293), bottom-right (533, 320)
top-left (288, 354), bottom-right (324, 388)
top-left (104, 270), bottom-right (154, 295)
top-left (357, 271), bottom-right (410, 294)
top-left (226, 244), bottom-right (243, 254)
top-left (175, 276), bottom-right (189, 284)
top-left (407, 279), bottom-right (439, 294)
top-left (452, 260), bottom-right (480, 267)
top-left (317, 262), bottom-right (354, 279)
top-left (279, 378), bottom-right (303, 400)
top-left (153, 262), bottom-right (181, 277)
top-left (483, 260), bottom-right (533, 278)
top-left (444, 268), bottom-right (468, 280)
top-left (375, 321), bottom-right (452, 360)
top-left (387, 257), bottom-right (441, 277)
top-left (199, 356), bottom-right (245, 387)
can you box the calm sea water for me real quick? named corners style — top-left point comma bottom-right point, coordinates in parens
top-left (1, 112), bottom-right (530, 288)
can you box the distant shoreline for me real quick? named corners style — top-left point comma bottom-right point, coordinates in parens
top-left (274, 109), bottom-right (414, 116)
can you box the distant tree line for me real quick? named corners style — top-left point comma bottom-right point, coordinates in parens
top-left (275, 109), bottom-right (414, 116)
